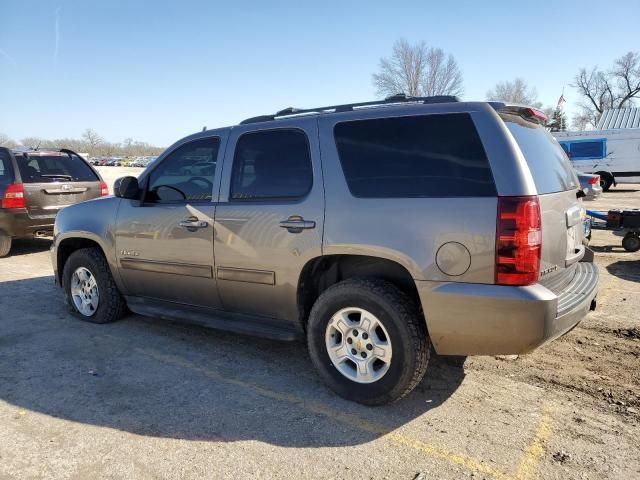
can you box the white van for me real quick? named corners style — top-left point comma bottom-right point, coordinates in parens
top-left (553, 129), bottom-right (640, 190)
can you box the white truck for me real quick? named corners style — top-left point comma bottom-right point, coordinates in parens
top-left (553, 129), bottom-right (640, 191)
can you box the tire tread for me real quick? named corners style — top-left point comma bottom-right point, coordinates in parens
top-left (308, 277), bottom-right (430, 405)
top-left (62, 247), bottom-right (126, 324)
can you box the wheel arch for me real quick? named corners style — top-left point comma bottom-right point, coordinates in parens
top-left (55, 232), bottom-right (117, 287)
top-left (297, 254), bottom-right (420, 330)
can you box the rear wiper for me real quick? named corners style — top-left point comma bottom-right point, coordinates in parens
top-left (39, 174), bottom-right (73, 180)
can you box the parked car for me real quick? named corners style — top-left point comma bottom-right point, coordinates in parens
top-left (577, 172), bottom-right (602, 200)
top-left (52, 95), bottom-right (598, 405)
top-left (554, 128), bottom-right (640, 191)
top-left (0, 147), bottom-right (108, 257)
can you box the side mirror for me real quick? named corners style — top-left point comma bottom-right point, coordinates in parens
top-left (114, 176), bottom-right (140, 199)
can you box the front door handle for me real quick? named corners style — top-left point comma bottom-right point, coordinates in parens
top-left (179, 217), bottom-right (208, 229)
top-left (279, 216), bottom-right (315, 233)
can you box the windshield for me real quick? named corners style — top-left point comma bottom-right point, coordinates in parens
top-left (501, 114), bottom-right (578, 194)
top-left (16, 153), bottom-right (99, 183)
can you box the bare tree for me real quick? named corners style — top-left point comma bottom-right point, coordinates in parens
top-left (0, 133), bottom-right (17, 148)
top-left (81, 128), bottom-right (104, 156)
top-left (486, 78), bottom-right (542, 107)
top-left (20, 137), bottom-right (45, 149)
top-left (14, 131), bottom-right (163, 157)
top-left (572, 51), bottom-right (640, 129)
top-left (373, 39), bottom-right (464, 98)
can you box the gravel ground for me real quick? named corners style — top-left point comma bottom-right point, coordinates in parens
top-left (0, 178), bottom-right (638, 479)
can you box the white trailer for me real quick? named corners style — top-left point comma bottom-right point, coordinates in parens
top-left (553, 129), bottom-right (640, 191)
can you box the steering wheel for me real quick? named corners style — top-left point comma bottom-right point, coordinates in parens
top-left (188, 176), bottom-right (213, 190)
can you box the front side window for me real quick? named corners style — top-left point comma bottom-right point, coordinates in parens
top-left (230, 129), bottom-right (313, 201)
top-left (147, 137), bottom-right (220, 203)
top-left (334, 113), bottom-right (496, 198)
top-left (16, 152), bottom-right (98, 183)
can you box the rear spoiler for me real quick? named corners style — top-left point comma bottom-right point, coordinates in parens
top-left (489, 102), bottom-right (548, 125)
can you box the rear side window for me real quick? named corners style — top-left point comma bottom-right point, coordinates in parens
top-left (0, 150), bottom-right (13, 185)
top-left (231, 129), bottom-right (313, 200)
top-left (333, 114), bottom-right (496, 198)
top-left (501, 114), bottom-right (578, 194)
top-left (16, 153), bottom-right (98, 183)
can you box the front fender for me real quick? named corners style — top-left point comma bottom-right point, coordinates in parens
top-left (52, 197), bottom-right (125, 292)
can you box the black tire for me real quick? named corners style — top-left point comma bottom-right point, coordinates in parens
top-left (307, 278), bottom-right (430, 406)
top-left (597, 172), bottom-right (614, 192)
top-left (62, 247), bottom-right (126, 324)
top-left (622, 233), bottom-right (640, 253)
top-left (0, 234), bottom-right (11, 257)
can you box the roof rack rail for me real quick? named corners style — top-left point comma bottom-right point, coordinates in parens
top-left (240, 93), bottom-right (460, 125)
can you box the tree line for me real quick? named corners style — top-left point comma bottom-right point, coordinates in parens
top-left (373, 39), bottom-right (640, 131)
top-left (0, 128), bottom-right (164, 158)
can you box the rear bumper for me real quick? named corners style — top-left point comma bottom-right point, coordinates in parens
top-left (0, 209), bottom-right (54, 238)
top-left (418, 260), bottom-right (599, 355)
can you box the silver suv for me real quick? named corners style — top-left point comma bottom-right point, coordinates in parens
top-left (52, 96), bottom-right (599, 405)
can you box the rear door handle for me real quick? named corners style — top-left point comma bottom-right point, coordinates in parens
top-left (279, 217), bottom-right (315, 233)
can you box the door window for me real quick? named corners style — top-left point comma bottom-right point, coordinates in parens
top-left (230, 129), bottom-right (313, 200)
top-left (147, 137), bottom-right (220, 203)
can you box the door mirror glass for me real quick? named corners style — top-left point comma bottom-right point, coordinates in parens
top-left (114, 176), bottom-right (140, 199)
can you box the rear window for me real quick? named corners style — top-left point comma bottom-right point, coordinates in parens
top-left (501, 114), bottom-right (578, 194)
top-left (16, 152), bottom-right (98, 183)
top-left (334, 113), bottom-right (496, 198)
top-left (0, 150), bottom-right (13, 185)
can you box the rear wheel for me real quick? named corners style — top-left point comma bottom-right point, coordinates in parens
top-left (307, 278), bottom-right (430, 405)
top-left (622, 233), bottom-right (640, 252)
top-left (62, 247), bottom-right (126, 323)
top-left (597, 172), bottom-right (614, 192)
top-left (0, 234), bottom-right (11, 257)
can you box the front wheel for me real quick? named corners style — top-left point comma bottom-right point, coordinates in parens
top-left (307, 278), bottom-right (430, 405)
top-left (62, 247), bottom-right (127, 323)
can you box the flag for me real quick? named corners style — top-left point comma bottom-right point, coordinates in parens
top-left (557, 94), bottom-right (566, 109)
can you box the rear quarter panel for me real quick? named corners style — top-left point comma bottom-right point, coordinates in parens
top-left (318, 104), bottom-right (500, 283)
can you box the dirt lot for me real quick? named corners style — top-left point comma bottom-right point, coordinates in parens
top-left (0, 176), bottom-right (638, 479)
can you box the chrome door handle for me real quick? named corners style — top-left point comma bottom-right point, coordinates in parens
top-left (179, 219), bottom-right (208, 229)
top-left (279, 217), bottom-right (315, 233)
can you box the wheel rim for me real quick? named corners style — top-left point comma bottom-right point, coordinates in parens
top-left (325, 307), bottom-right (392, 384)
top-left (70, 266), bottom-right (99, 317)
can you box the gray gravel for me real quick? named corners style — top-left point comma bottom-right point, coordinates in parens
top-left (0, 183), bottom-right (638, 479)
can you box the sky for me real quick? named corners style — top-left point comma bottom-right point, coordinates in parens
top-left (1, 0), bottom-right (638, 147)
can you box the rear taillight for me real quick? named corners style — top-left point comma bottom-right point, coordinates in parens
top-left (589, 175), bottom-right (599, 185)
top-left (2, 183), bottom-right (26, 209)
top-left (100, 180), bottom-right (109, 196)
top-left (496, 196), bottom-right (541, 286)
